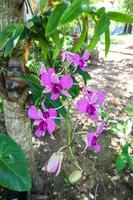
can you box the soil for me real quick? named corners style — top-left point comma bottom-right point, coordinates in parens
top-left (0, 37), bottom-right (133, 200)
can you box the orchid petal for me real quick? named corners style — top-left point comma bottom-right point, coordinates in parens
top-left (39, 64), bottom-right (46, 76)
top-left (35, 128), bottom-right (45, 137)
top-left (46, 118), bottom-right (56, 133)
top-left (56, 152), bottom-right (63, 176)
top-left (77, 98), bottom-right (88, 113)
top-left (48, 108), bottom-right (58, 118)
top-left (46, 153), bottom-right (59, 173)
top-left (96, 122), bottom-right (104, 136)
top-left (92, 141), bottom-right (101, 153)
top-left (96, 90), bottom-right (105, 105)
top-left (60, 75), bottom-right (73, 89)
top-left (51, 92), bottom-right (60, 100)
top-left (41, 73), bottom-right (52, 87)
top-left (82, 132), bottom-right (95, 153)
top-left (43, 87), bottom-right (51, 94)
top-left (82, 50), bottom-right (90, 60)
top-left (50, 73), bottom-right (60, 84)
top-left (28, 105), bottom-right (42, 120)
top-left (90, 113), bottom-right (99, 121)
top-left (61, 89), bottom-right (70, 97)
top-left (48, 68), bottom-right (55, 74)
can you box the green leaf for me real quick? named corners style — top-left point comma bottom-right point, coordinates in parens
top-left (116, 154), bottom-right (127, 173)
top-left (68, 77), bottom-right (80, 98)
top-left (122, 143), bottom-right (129, 156)
top-left (125, 105), bottom-right (133, 116)
top-left (68, 170), bottom-right (82, 184)
top-left (4, 24), bottom-right (24, 57)
top-left (45, 2), bottom-right (68, 36)
top-left (116, 122), bottom-right (124, 131)
top-left (108, 12), bottom-right (133, 24)
top-left (40, 0), bottom-right (47, 13)
top-left (105, 27), bottom-right (110, 56)
top-left (0, 133), bottom-right (31, 191)
top-left (39, 38), bottom-right (48, 60)
top-left (128, 156), bottom-right (133, 169)
top-left (77, 67), bottom-right (91, 80)
top-left (88, 12), bottom-right (110, 52)
top-left (45, 94), bottom-right (67, 119)
top-left (51, 31), bottom-right (62, 58)
top-left (124, 119), bottom-right (133, 135)
top-left (0, 24), bottom-right (16, 48)
top-left (59, 0), bottom-right (88, 26)
top-left (72, 20), bottom-right (87, 53)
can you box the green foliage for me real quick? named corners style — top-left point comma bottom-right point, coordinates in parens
top-left (4, 24), bottom-right (24, 57)
top-left (0, 24), bottom-right (17, 48)
top-left (51, 31), bottom-right (62, 58)
top-left (116, 143), bottom-right (133, 172)
top-left (105, 27), bottom-right (110, 56)
top-left (88, 9), bottom-right (110, 52)
top-left (0, 133), bottom-right (31, 191)
top-left (112, 119), bottom-right (133, 135)
top-left (116, 154), bottom-right (127, 172)
top-left (125, 105), bottom-right (133, 116)
top-left (0, 99), bottom-right (3, 113)
top-left (122, 0), bottom-right (133, 16)
top-left (72, 20), bottom-right (87, 53)
top-left (45, 2), bottom-right (69, 36)
top-left (59, 0), bottom-right (88, 26)
top-left (40, 0), bottom-right (47, 13)
top-left (108, 11), bottom-right (133, 24)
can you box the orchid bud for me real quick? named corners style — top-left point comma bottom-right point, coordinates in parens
top-left (42, 152), bottom-right (63, 176)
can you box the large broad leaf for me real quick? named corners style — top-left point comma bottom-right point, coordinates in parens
top-left (88, 12), bottom-right (110, 52)
top-left (4, 24), bottom-right (24, 57)
top-left (59, 0), bottom-right (88, 26)
top-left (0, 133), bottom-right (31, 191)
top-left (72, 20), bottom-right (87, 53)
top-left (116, 154), bottom-right (127, 173)
top-left (105, 27), bottom-right (110, 56)
top-left (40, 0), bottom-right (47, 13)
top-left (0, 24), bottom-right (16, 48)
top-left (45, 2), bottom-right (68, 36)
top-left (108, 12), bottom-right (133, 24)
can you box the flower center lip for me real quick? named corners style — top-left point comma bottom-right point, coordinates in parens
top-left (87, 104), bottom-right (96, 115)
top-left (44, 111), bottom-right (50, 119)
top-left (91, 136), bottom-right (97, 145)
top-left (53, 84), bottom-right (62, 93)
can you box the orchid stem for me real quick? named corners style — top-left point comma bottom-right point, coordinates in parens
top-left (66, 100), bottom-right (83, 173)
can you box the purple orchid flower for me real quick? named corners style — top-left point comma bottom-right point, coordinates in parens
top-left (60, 50), bottom-right (90, 71)
top-left (77, 88), bottom-right (105, 121)
top-left (28, 103), bottom-right (57, 138)
top-left (39, 66), bottom-right (73, 100)
top-left (42, 151), bottom-right (63, 176)
top-left (82, 122), bottom-right (104, 153)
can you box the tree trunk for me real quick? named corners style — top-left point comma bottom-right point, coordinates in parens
top-left (0, 0), bottom-right (43, 192)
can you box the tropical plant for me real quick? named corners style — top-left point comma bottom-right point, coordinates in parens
top-left (0, 0), bottom-right (133, 192)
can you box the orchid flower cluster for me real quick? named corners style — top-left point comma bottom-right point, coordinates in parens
top-left (28, 50), bottom-right (105, 178)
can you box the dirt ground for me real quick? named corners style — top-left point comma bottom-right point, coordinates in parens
top-left (0, 36), bottom-right (133, 200)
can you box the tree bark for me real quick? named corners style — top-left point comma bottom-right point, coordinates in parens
top-left (0, 0), bottom-right (43, 192)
